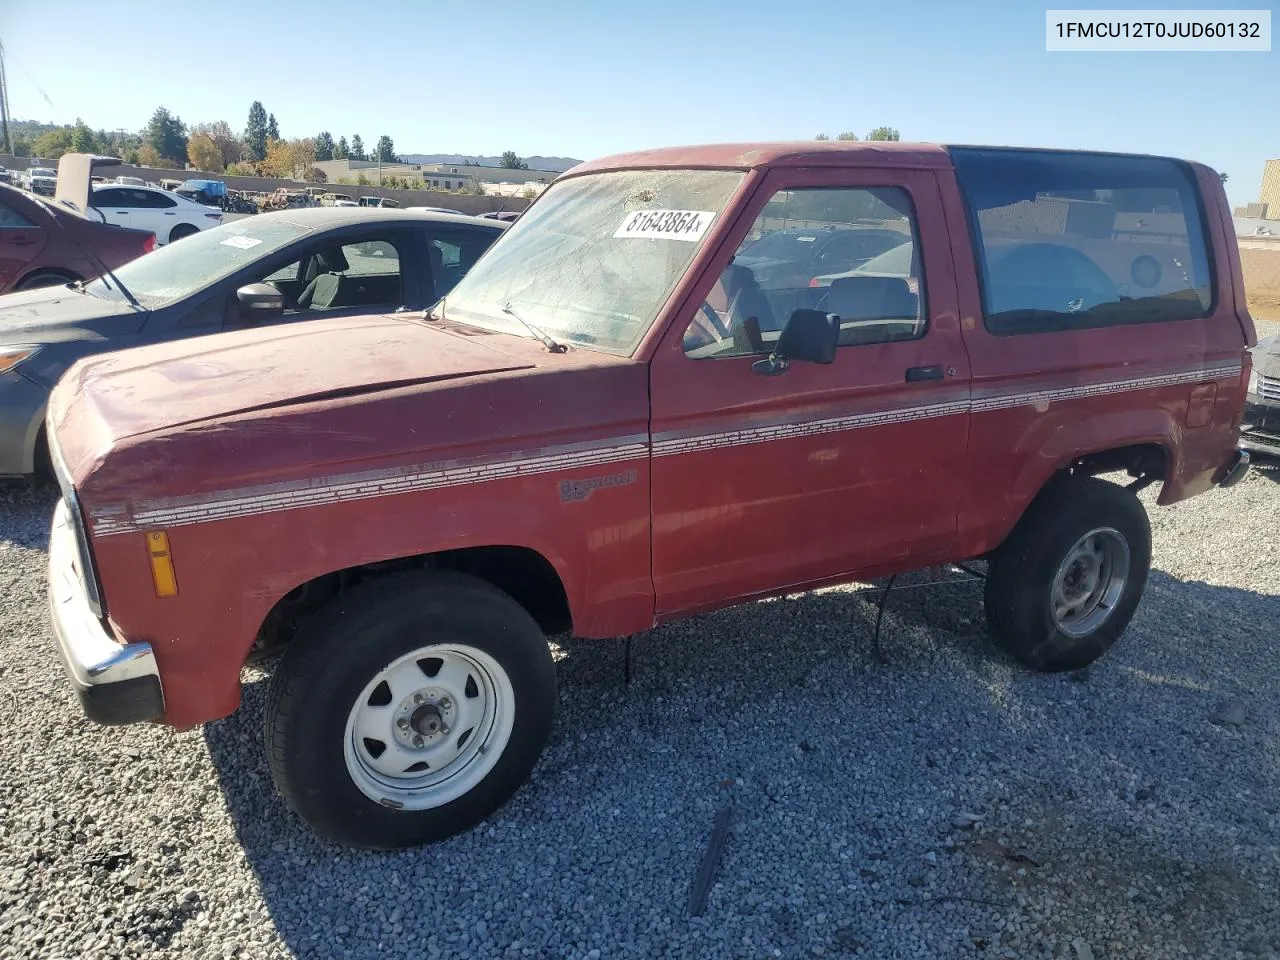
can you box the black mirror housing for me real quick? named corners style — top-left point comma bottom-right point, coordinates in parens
top-left (236, 283), bottom-right (285, 320)
top-left (752, 309), bottom-right (838, 376)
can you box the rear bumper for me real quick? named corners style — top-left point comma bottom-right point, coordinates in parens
top-left (1216, 448), bottom-right (1251, 488)
top-left (48, 499), bottom-right (164, 724)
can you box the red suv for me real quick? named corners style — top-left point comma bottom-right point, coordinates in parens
top-left (44, 142), bottom-right (1254, 849)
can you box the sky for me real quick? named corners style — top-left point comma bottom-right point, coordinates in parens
top-left (1, 0), bottom-right (1275, 208)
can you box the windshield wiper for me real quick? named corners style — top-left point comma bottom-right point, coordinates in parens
top-left (502, 302), bottom-right (566, 353)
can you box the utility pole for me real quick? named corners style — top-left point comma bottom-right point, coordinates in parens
top-left (0, 42), bottom-right (13, 156)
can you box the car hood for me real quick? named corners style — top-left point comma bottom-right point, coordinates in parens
top-left (0, 285), bottom-right (145, 343)
top-left (50, 312), bottom-right (537, 448)
top-left (1251, 334), bottom-right (1280, 379)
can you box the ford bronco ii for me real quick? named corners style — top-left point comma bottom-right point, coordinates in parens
top-left (44, 142), bottom-right (1254, 849)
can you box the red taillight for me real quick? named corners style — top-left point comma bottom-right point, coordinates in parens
top-left (143, 233), bottom-right (157, 253)
top-left (808, 277), bottom-right (821, 288)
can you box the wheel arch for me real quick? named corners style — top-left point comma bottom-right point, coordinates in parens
top-left (14, 267), bottom-right (81, 291)
top-left (249, 543), bottom-right (573, 663)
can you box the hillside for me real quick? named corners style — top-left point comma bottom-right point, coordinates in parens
top-left (399, 154), bottom-right (582, 173)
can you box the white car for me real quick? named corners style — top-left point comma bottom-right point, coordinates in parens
top-left (89, 184), bottom-right (223, 244)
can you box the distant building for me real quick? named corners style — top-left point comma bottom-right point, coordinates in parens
top-left (312, 159), bottom-right (477, 192)
top-left (1258, 159), bottom-right (1280, 220)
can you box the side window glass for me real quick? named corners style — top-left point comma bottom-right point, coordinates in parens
top-left (93, 189), bottom-right (123, 208)
top-left (153, 192), bottom-right (177, 209)
top-left (429, 232), bottom-right (494, 297)
top-left (683, 186), bottom-right (925, 359)
top-left (952, 150), bottom-right (1213, 333)
top-left (0, 201), bottom-right (35, 227)
top-left (262, 260), bottom-right (302, 284)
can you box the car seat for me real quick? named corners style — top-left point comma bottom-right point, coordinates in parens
top-left (823, 276), bottom-right (919, 345)
top-left (295, 248), bottom-right (352, 310)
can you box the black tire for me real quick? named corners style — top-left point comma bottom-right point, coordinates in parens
top-left (15, 269), bottom-right (79, 291)
top-left (984, 476), bottom-right (1151, 672)
top-left (168, 224), bottom-right (198, 243)
top-left (265, 570), bottom-right (557, 850)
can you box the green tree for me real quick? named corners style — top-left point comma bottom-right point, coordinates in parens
top-left (835, 131), bottom-right (858, 141)
top-left (192, 121), bottom-right (243, 165)
top-left (866, 126), bottom-right (900, 141)
top-left (70, 118), bottom-right (95, 153)
top-left (500, 151), bottom-right (528, 170)
top-left (266, 113), bottom-right (280, 141)
top-left (315, 131), bottom-right (335, 162)
top-left (1219, 172), bottom-right (1229, 184)
top-left (333, 136), bottom-right (349, 160)
top-left (245, 101), bottom-right (268, 162)
top-left (146, 107), bottom-right (188, 165)
top-left (11, 137), bottom-right (31, 158)
top-left (32, 128), bottom-right (73, 159)
top-left (350, 135), bottom-right (366, 161)
top-left (356, 173), bottom-right (370, 186)
top-left (375, 135), bottom-right (396, 162)
top-left (814, 133), bottom-right (830, 141)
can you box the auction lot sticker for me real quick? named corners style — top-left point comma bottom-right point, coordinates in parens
top-left (220, 235), bottom-right (263, 249)
top-left (615, 210), bottom-right (715, 242)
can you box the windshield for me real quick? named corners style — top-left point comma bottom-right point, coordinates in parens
top-left (30, 168), bottom-right (56, 178)
top-left (85, 218), bottom-right (310, 307)
top-left (441, 168), bottom-right (746, 354)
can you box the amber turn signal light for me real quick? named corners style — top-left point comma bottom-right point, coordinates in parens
top-left (145, 531), bottom-right (178, 598)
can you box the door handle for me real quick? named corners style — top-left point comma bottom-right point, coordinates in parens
top-left (905, 365), bottom-right (945, 382)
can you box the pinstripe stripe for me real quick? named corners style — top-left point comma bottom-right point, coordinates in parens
top-left (88, 359), bottom-right (1241, 536)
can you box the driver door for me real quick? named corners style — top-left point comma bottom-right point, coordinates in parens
top-left (649, 167), bottom-right (972, 618)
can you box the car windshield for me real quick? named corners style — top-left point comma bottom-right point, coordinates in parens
top-left (441, 168), bottom-right (746, 354)
top-left (85, 218), bottom-right (310, 308)
top-left (31, 168), bottom-right (56, 178)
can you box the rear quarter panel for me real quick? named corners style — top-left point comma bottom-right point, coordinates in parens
top-left (936, 161), bottom-right (1251, 559)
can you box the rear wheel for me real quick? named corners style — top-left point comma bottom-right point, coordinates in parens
top-left (15, 269), bottom-right (79, 291)
top-left (168, 223), bottom-right (199, 243)
top-left (984, 476), bottom-right (1151, 672)
top-left (265, 570), bottom-right (557, 850)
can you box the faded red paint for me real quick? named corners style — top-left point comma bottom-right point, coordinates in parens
top-left (45, 142), bottom-right (1255, 730)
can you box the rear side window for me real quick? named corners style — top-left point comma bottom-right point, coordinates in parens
top-left (952, 149), bottom-right (1213, 334)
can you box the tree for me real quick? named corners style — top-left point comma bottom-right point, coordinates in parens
top-left (500, 151), bottom-right (528, 170)
top-left (1219, 172), bottom-right (1229, 184)
top-left (71, 118), bottom-right (95, 153)
top-left (245, 101), bottom-right (268, 162)
top-left (334, 136), bottom-right (349, 160)
top-left (375, 135), bottom-right (396, 162)
top-left (137, 143), bottom-right (162, 167)
top-left (266, 113), bottom-right (280, 141)
top-left (145, 106), bottom-right (187, 166)
top-left (866, 126), bottom-right (900, 141)
top-left (226, 161), bottom-right (259, 177)
top-left (309, 168), bottom-right (328, 183)
top-left (262, 138), bottom-right (316, 180)
top-left (814, 133), bottom-right (830, 141)
top-left (350, 135), bottom-right (365, 161)
top-left (192, 121), bottom-right (243, 165)
top-left (32, 128), bottom-right (73, 159)
top-left (188, 134), bottom-right (224, 172)
top-left (315, 131), bottom-right (335, 162)
top-left (836, 131), bottom-right (858, 141)
top-left (11, 138), bottom-right (31, 158)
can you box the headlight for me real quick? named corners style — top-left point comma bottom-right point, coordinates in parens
top-left (1249, 367), bottom-right (1259, 396)
top-left (0, 346), bottom-right (37, 375)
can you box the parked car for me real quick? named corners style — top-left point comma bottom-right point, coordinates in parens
top-left (320, 193), bottom-right (356, 207)
top-left (408, 205), bottom-right (467, 216)
top-left (26, 167), bottom-right (58, 197)
top-left (1240, 335), bottom-right (1280, 459)
top-left (359, 196), bottom-right (399, 208)
top-left (87, 184), bottom-right (223, 244)
top-left (0, 166), bottom-right (11, 186)
top-left (0, 182), bottom-right (155, 293)
top-left (175, 179), bottom-right (229, 210)
top-left (0, 206), bottom-right (505, 477)
top-left (41, 141), bottom-right (1253, 850)
top-left (478, 210), bottom-right (521, 222)
top-left (113, 176), bottom-right (148, 187)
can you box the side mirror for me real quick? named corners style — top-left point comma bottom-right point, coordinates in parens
top-left (235, 283), bottom-right (285, 320)
top-left (752, 309), bottom-right (838, 376)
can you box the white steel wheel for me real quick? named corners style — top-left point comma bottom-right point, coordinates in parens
top-left (343, 644), bottom-right (516, 810)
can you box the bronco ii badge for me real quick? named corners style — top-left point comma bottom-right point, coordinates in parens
top-left (559, 469), bottom-right (638, 503)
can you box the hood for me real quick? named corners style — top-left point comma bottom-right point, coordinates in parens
top-left (1252, 335), bottom-right (1280, 379)
top-left (52, 312), bottom-right (535, 444)
top-left (0, 285), bottom-right (145, 344)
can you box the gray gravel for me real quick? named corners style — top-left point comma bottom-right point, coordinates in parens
top-left (2, 472), bottom-right (1279, 960)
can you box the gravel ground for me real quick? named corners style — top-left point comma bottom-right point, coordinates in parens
top-left (1, 470), bottom-right (1279, 960)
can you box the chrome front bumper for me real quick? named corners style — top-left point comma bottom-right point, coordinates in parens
top-left (49, 499), bottom-right (164, 724)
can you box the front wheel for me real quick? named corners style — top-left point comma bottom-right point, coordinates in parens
top-left (168, 223), bottom-right (199, 243)
top-left (984, 476), bottom-right (1151, 672)
top-left (265, 570), bottom-right (557, 849)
